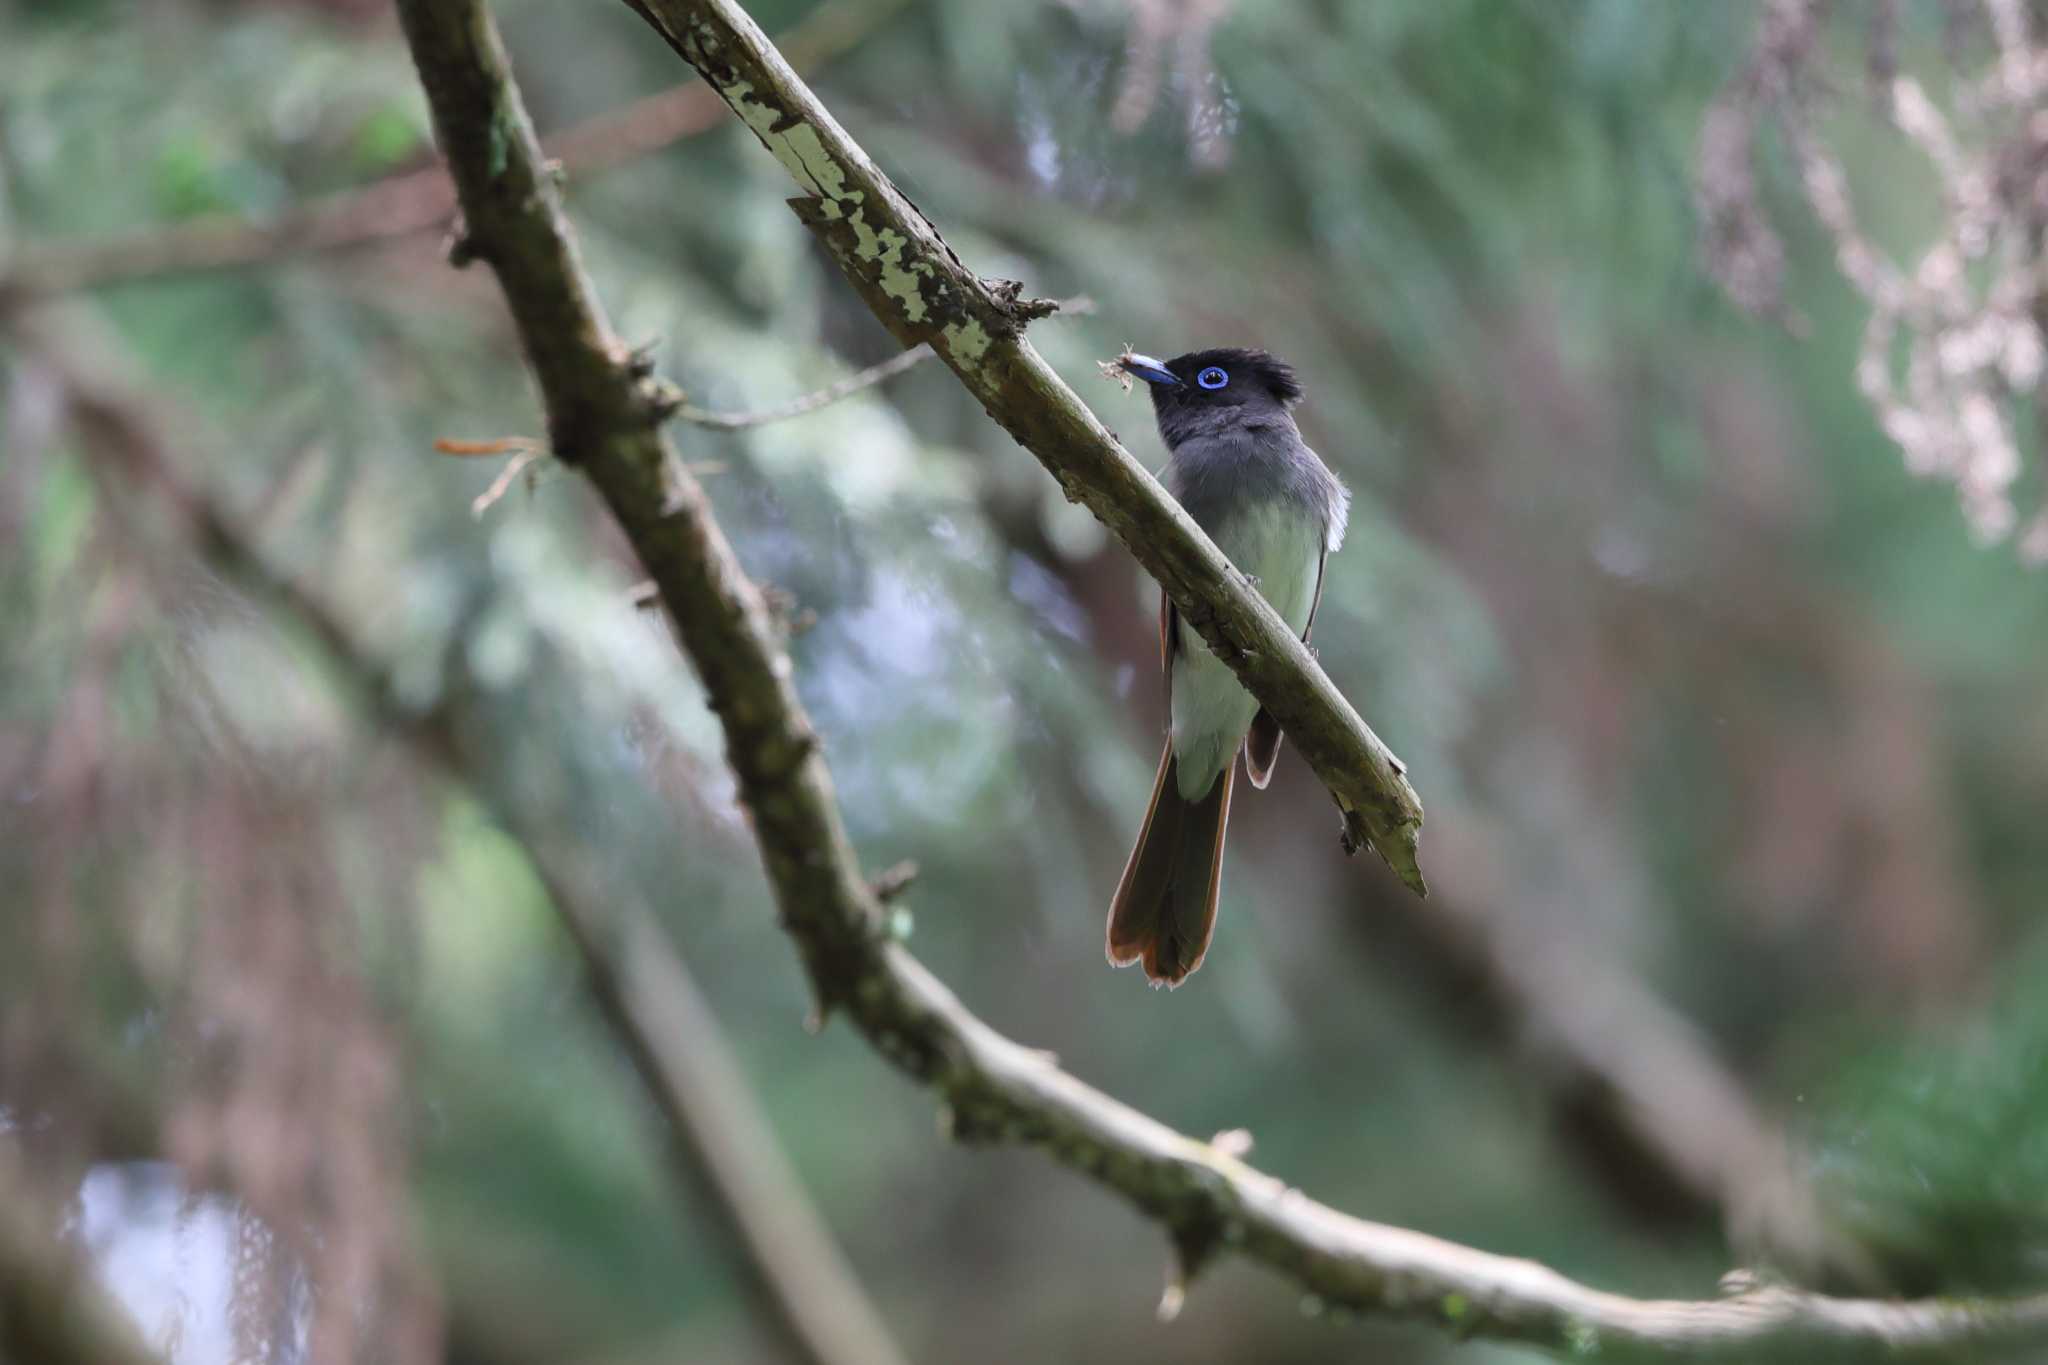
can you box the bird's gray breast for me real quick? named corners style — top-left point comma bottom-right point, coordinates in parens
top-left (1165, 424), bottom-right (1345, 547)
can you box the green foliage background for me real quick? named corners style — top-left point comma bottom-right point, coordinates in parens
top-left (6, 1), bottom-right (2048, 1361)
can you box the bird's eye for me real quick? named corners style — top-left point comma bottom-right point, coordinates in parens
top-left (1196, 366), bottom-right (1229, 390)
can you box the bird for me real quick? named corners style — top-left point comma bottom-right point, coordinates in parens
top-left (1105, 347), bottom-right (1349, 987)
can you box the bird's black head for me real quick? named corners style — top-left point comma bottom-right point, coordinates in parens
top-left (1118, 347), bottom-right (1304, 448)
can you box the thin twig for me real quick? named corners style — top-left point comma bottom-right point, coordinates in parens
top-left (470, 447), bottom-right (545, 516)
top-left (672, 297), bottom-right (1091, 430)
top-left (390, 1), bottom-right (2048, 1355)
top-left (433, 436), bottom-right (546, 455)
top-left (673, 344), bottom-right (933, 429)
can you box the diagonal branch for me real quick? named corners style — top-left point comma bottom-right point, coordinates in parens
top-left (620, 0), bottom-right (1428, 893)
top-left (388, 0), bottom-right (2048, 1357)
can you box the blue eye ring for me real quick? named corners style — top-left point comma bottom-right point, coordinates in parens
top-left (1196, 366), bottom-right (1229, 390)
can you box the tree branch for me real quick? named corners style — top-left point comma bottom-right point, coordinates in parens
top-left (386, 1), bottom-right (2048, 1357)
top-left (619, 0), bottom-right (1428, 893)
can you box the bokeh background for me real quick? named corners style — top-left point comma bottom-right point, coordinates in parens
top-left (7, 1), bottom-right (2048, 1362)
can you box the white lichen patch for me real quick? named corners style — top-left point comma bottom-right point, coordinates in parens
top-left (942, 317), bottom-right (994, 368)
top-left (853, 218), bottom-right (932, 325)
top-left (720, 80), bottom-right (935, 326)
top-left (724, 79), bottom-right (834, 201)
top-left (775, 122), bottom-right (856, 209)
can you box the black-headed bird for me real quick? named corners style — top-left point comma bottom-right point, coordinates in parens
top-left (1106, 348), bottom-right (1349, 986)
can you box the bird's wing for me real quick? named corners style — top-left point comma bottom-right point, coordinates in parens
top-left (1159, 590), bottom-right (1178, 714)
top-left (1243, 549), bottom-right (1325, 789)
top-left (1303, 547), bottom-right (1328, 642)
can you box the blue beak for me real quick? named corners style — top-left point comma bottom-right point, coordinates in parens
top-left (1121, 352), bottom-right (1181, 388)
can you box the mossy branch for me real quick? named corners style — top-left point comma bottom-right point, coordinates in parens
top-left (390, 0), bottom-right (2048, 1357)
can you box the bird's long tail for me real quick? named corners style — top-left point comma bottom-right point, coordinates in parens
top-left (1106, 743), bottom-right (1234, 986)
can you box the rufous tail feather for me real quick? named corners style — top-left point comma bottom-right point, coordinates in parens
top-left (1106, 744), bottom-right (1233, 986)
